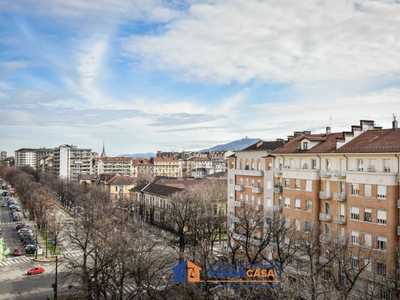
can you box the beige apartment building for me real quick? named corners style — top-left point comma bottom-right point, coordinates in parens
top-left (228, 119), bottom-right (400, 299)
top-left (153, 157), bottom-right (182, 178)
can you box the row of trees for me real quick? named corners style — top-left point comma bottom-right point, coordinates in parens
top-left (2, 163), bottom-right (400, 299)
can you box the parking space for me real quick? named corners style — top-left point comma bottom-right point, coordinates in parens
top-left (0, 196), bottom-right (37, 258)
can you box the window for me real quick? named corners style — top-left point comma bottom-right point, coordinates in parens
top-left (357, 159), bottom-right (364, 171)
top-left (351, 183), bottom-right (359, 195)
top-left (339, 274), bottom-right (346, 286)
top-left (266, 198), bottom-right (272, 207)
top-left (245, 195), bottom-right (249, 202)
top-left (295, 199), bottom-right (301, 209)
top-left (311, 159), bottom-right (316, 169)
top-left (295, 219), bottom-right (300, 231)
top-left (284, 197), bottom-right (290, 208)
top-left (284, 179), bottom-right (290, 189)
top-left (364, 184), bottom-right (372, 197)
top-left (377, 236), bottom-right (387, 251)
top-left (229, 177), bottom-right (233, 184)
top-left (303, 142), bottom-right (308, 150)
top-left (305, 220), bottom-right (311, 233)
top-left (377, 210), bottom-right (387, 224)
top-left (305, 200), bottom-right (312, 212)
top-left (285, 217), bottom-right (290, 229)
top-left (364, 259), bottom-right (371, 272)
top-left (351, 207), bottom-right (360, 220)
top-left (377, 185), bottom-right (387, 199)
top-left (324, 223), bottom-right (330, 235)
top-left (266, 180), bottom-right (272, 189)
top-left (364, 208), bottom-right (372, 222)
top-left (351, 231), bottom-right (359, 244)
top-left (364, 234), bottom-right (372, 247)
top-left (350, 256), bottom-right (359, 268)
top-left (380, 289), bottom-right (391, 300)
top-left (296, 259), bottom-right (303, 270)
top-left (305, 180), bottom-right (312, 191)
top-left (377, 262), bottom-right (387, 276)
top-left (383, 159), bottom-right (391, 173)
top-left (295, 179), bottom-right (300, 189)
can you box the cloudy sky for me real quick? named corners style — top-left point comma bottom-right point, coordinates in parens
top-left (1, 0), bottom-right (399, 156)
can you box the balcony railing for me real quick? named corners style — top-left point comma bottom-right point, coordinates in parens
top-left (319, 191), bottom-right (332, 199)
top-left (398, 199), bottom-right (400, 208)
top-left (234, 169), bottom-right (264, 176)
top-left (252, 204), bottom-right (262, 211)
top-left (234, 185), bottom-right (244, 191)
top-left (334, 170), bottom-right (346, 178)
top-left (252, 221), bottom-right (263, 228)
top-left (319, 213), bottom-right (332, 222)
top-left (319, 170), bottom-right (331, 177)
top-left (398, 226), bottom-right (400, 236)
top-left (333, 215), bottom-right (346, 224)
top-left (273, 205), bottom-right (282, 212)
top-left (273, 186), bottom-right (283, 193)
top-left (252, 187), bottom-right (263, 193)
top-left (274, 168), bottom-right (283, 175)
top-left (234, 201), bottom-right (244, 207)
top-left (333, 192), bottom-right (347, 201)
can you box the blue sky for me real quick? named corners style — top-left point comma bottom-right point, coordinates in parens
top-left (1, 0), bottom-right (400, 156)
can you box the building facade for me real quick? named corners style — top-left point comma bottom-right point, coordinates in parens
top-left (228, 119), bottom-right (400, 299)
top-left (53, 144), bottom-right (92, 181)
top-left (153, 157), bottom-right (182, 178)
top-left (14, 148), bottom-right (37, 168)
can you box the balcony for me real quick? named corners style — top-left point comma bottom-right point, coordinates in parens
top-left (273, 205), bottom-right (282, 212)
top-left (319, 191), bottom-right (332, 199)
top-left (398, 199), bottom-right (400, 208)
top-left (319, 170), bottom-right (331, 178)
top-left (234, 200), bottom-right (244, 207)
top-left (334, 170), bottom-right (346, 178)
top-left (366, 166), bottom-right (376, 172)
top-left (398, 226), bottom-right (400, 235)
top-left (274, 168), bottom-right (283, 175)
top-left (252, 204), bottom-right (262, 211)
top-left (234, 184), bottom-right (244, 191)
top-left (252, 186), bottom-right (263, 193)
top-left (319, 213), bottom-right (331, 222)
top-left (319, 234), bottom-right (330, 243)
top-left (333, 215), bottom-right (346, 224)
top-left (333, 192), bottom-right (347, 201)
top-left (234, 169), bottom-right (264, 176)
top-left (274, 185), bottom-right (283, 193)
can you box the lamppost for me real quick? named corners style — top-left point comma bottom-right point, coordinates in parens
top-left (35, 227), bottom-right (38, 259)
top-left (52, 255), bottom-right (58, 300)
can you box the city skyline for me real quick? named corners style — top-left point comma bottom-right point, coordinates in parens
top-left (1, 0), bottom-right (400, 156)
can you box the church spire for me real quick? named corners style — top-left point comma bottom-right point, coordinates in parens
top-left (101, 141), bottom-right (107, 158)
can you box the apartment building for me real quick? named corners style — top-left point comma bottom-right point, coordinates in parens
top-left (53, 144), bottom-right (92, 181)
top-left (228, 119), bottom-right (400, 298)
top-left (186, 156), bottom-right (213, 178)
top-left (227, 140), bottom-right (286, 239)
top-left (132, 159), bottom-right (154, 178)
top-left (153, 157), bottom-right (182, 178)
top-left (14, 148), bottom-right (37, 168)
top-left (94, 157), bottom-right (133, 176)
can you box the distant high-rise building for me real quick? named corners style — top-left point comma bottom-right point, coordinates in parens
top-left (53, 145), bottom-right (92, 181)
top-left (14, 148), bottom-right (38, 168)
top-left (0, 151), bottom-right (6, 158)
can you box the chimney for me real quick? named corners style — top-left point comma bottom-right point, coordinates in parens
top-left (326, 126), bottom-right (331, 135)
top-left (393, 114), bottom-right (398, 130)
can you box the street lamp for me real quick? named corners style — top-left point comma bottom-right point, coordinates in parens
top-left (35, 227), bottom-right (38, 259)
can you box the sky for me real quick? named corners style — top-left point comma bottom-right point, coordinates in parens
top-left (1, 0), bottom-right (400, 157)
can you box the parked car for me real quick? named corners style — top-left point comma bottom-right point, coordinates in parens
top-left (13, 248), bottom-right (22, 256)
top-left (27, 266), bottom-right (45, 275)
top-left (16, 224), bottom-right (30, 230)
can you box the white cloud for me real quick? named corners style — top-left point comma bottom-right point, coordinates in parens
top-left (124, 0), bottom-right (400, 83)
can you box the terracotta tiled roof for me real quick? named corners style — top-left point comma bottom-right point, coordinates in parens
top-left (188, 157), bottom-right (211, 161)
top-left (108, 176), bottom-right (136, 185)
top-left (153, 157), bottom-right (179, 162)
top-left (272, 133), bottom-right (342, 154)
top-left (335, 128), bottom-right (400, 153)
top-left (130, 182), bottom-right (183, 197)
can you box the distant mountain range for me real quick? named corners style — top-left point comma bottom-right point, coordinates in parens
top-left (117, 137), bottom-right (263, 158)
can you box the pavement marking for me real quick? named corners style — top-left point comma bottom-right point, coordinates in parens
top-left (0, 256), bottom-right (33, 267)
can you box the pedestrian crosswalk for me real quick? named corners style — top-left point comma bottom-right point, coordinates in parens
top-left (62, 251), bottom-right (83, 260)
top-left (0, 256), bottom-right (33, 267)
top-left (0, 222), bottom-right (15, 225)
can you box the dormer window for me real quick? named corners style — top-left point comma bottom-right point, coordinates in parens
top-left (303, 142), bottom-right (308, 150)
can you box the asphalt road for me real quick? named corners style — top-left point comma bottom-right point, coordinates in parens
top-left (0, 259), bottom-right (72, 300)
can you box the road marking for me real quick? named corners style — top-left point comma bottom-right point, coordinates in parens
top-left (0, 256), bottom-right (33, 267)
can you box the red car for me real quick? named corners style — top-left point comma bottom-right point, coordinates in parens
top-left (27, 266), bottom-right (45, 275)
top-left (13, 248), bottom-right (22, 256)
